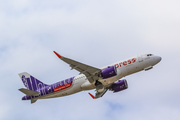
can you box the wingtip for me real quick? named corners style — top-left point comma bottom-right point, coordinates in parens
top-left (88, 93), bottom-right (95, 99)
top-left (53, 51), bottom-right (62, 58)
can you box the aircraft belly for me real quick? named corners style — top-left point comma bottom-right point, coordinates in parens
top-left (125, 64), bottom-right (136, 76)
top-left (99, 76), bottom-right (119, 86)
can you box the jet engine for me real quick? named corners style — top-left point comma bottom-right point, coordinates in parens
top-left (110, 79), bottom-right (128, 93)
top-left (101, 66), bottom-right (117, 79)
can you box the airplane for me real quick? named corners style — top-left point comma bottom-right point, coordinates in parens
top-left (19, 51), bottom-right (161, 103)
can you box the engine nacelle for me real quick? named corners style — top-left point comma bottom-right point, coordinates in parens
top-left (101, 66), bottom-right (117, 79)
top-left (111, 79), bottom-right (128, 93)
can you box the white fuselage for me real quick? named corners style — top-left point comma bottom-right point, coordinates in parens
top-left (40, 54), bottom-right (161, 99)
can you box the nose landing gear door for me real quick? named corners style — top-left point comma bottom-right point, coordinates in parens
top-left (138, 55), bottom-right (143, 62)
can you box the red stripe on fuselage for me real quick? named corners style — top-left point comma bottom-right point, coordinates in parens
top-left (53, 83), bottom-right (72, 92)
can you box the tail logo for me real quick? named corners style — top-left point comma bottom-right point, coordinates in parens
top-left (22, 75), bottom-right (29, 90)
top-left (21, 74), bottom-right (47, 91)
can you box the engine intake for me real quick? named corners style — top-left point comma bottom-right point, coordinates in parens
top-left (101, 66), bottom-right (117, 79)
top-left (111, 79), bottom-right (128, 93)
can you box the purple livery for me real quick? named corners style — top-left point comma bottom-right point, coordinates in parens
top-left (19, 72), bottom-right (74, 102)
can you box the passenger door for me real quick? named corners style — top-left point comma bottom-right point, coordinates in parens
top-left (138, 55), bottom-right (143, 62)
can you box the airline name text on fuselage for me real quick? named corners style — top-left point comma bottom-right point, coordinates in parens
top-left (114, 58), bottom-right (136, 68)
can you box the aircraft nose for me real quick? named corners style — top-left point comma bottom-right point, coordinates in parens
top-left (156, 56), bottom-right (162, 63)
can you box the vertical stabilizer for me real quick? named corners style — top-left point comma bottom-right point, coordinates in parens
top-left (19, 72), bottom-right (48, 91)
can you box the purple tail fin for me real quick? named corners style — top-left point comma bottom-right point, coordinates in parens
top-left (19, 72), bottom-right (48, 91)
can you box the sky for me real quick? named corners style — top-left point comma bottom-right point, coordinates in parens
top-left (0, 0), bottom-right (180, 120)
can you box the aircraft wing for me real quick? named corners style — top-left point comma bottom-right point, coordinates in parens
top-left (53, 51), bottom-right (101, 83)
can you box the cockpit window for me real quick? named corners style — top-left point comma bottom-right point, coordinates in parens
top-left (147, 54), bottom-right (152, 56)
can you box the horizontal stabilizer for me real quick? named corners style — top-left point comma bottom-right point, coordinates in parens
top-left (31, 99), bottom-right (38, 104)
top-left (19, 88), bottom-right (40, 96)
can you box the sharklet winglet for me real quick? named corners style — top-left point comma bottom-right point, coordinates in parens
top-left (53, 51), bottom-right (62, 58)
top-left (88, 93), bottom-right (95, 99)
